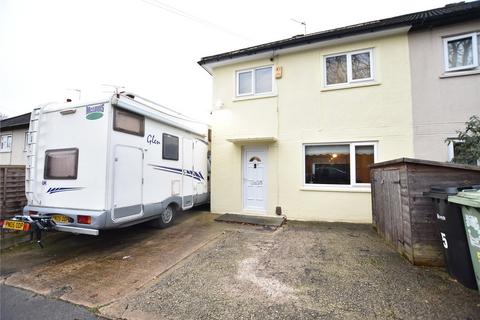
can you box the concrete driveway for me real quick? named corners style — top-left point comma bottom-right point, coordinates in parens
top-left (1, 209), bottom-right (479, 319)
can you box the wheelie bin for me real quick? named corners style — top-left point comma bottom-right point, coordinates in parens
top-left (424, 186), bottom-right (477, 289)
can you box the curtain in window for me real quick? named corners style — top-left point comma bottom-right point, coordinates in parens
top-left (238, 71), bottom-right (252, 95)
top-left (355, 145), bottom-right (374, 183)
top-left (45, 149), bottom-right (78, 179)
top-left (255, 67), bottom-right (272, 93)
top-left (115, 109), bottom-right (144, 135)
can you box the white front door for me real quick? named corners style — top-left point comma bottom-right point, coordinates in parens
top-left (243, 147), bottom-right (267, 212)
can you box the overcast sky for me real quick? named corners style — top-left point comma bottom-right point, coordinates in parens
top-left (0, 0), bottom-right (451, 120)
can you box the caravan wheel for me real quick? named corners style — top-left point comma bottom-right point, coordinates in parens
top-left (151, 205), bottom-right (176, 229)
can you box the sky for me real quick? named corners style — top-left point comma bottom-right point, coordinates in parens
top-left (0, 0), bottom-right (452, 121)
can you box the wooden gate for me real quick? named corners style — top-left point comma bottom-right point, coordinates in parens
top-left (0, 166), bottom-right (27, 218)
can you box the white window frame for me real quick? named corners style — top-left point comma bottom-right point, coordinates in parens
top-left (324, 48), bottom-right (374, 87)
top-left (24, 131), bottom-right (28, 151)
top-left (0, 134), bottom-right (12, 153)
top-left (303, 141), bottom-right (378, 188)
top-left (443, 32), bottom-right (479, 72)
top-left (447, 139), bottom-right (462, 162)
top-left (235, 65), bottom-right (274, 97)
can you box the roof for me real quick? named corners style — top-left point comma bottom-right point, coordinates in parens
top-left (0, 112), bottom-right (31, 131)
top-left (198, 1), bottom-right (480, 69)
top-left (370, 157), bottom-right (480, 171)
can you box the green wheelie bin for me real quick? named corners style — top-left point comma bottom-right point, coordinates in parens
top-left (448, 189), bottom-right (480, 292)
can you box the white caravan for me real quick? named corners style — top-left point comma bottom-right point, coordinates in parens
top-left (20, 92), bottom-right (209, 237)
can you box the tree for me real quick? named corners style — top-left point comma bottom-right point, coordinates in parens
top-left (0, 112), bottom-right (8, 120)
top-left (446, 115), bottom-right (480, 166)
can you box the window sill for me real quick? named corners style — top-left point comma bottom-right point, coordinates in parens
top-left (439, 69), bottom-right (480, 79)
top-left (320, 81), bottom-right (380, 92)
top-left (233, 93), bottom-right (277, 102)
top-left (0, 150), bottom-right (12, 153)
top-left (300, 186), bottom-right (371, 193)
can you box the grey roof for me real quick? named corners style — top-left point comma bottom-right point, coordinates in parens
top-left (199, 1), bottom-right (480, 67)
top-left (0, 112), bottom-right (31, 130)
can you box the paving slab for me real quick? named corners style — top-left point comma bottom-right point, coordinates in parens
top-left (215, 213), bottom-right (285, 227)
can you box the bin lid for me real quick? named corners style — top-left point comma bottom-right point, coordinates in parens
top-left (424, 185), bottom-right (477, 199)
top-left (448, 189), bottom-right (480, 208)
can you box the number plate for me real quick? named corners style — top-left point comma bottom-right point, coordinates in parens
top-left (52, 215), bottom-right (70, 224)
top-left (3, 220), bottom-right (25, 231)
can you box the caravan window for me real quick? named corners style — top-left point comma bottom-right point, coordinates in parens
top-left (113, 108), bottom-right (145, 136)
top-left (44, 148), bottom-right (79, 180)
top-left (162, 133), bottom-right (179, 160)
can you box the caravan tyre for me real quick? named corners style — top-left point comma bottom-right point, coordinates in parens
top-left (152, 205), bottom-right (176, 229)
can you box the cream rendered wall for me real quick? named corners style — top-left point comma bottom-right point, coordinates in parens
top-left (0, 128), bottom-right (27, 165)
top-left (211, 58), bottom-right (279, 216)
top-left (409, 20), bottom-right (480, 162)
top-left (211, 32), bottom-right (414, 222)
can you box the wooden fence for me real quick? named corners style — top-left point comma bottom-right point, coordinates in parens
top-left (0, 165), bottom-right (27, 218)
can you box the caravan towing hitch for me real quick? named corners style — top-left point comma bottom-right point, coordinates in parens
top-left (7, 215), bottom-right (56, 248)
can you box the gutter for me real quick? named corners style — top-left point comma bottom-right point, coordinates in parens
top-left (198, 4), bottom-right (480, 71)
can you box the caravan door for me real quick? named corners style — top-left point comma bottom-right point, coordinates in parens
top-left (112, 145), bottom-right (143, 221)
top-left (182, 138), bottom-right (194, 209)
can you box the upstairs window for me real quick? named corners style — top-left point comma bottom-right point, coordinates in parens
top-left (236, 66), bottom-right (273, 97)
top-left (443, 33), bottom-right (479, 72)
top-left (0, 135), bottom-right (12, 152)
top-left (325, 49), bottom-right (373, 86)
top-left (113, 107), bottom-right (145, 137)
top-left (304, 142), bottom-right (376, 186)
top-left (162, 133), bottom-right (179, 161)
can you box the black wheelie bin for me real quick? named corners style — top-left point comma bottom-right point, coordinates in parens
top-left (424, 185), bottom-right (478, 290)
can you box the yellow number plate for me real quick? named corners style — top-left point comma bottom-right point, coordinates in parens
top-left (3, 220), bottom-right (25, 231)
top-left (52, 215), bottom-right (70, 224)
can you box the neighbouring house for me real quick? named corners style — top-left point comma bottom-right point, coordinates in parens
top-left (409, 13), bottom-right (480, 163)
top-left (0, 112), bottom-right (31, 166)
top-left (198, 1), bottom-right (480, 222)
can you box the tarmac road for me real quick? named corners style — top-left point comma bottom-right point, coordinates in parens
top-left (0, 284), bottom-right (100, 320)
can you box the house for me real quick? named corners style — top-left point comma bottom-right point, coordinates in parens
top-left (0, 112), bottom-right (31, 166)
top-left (408, 7), bottom-right (480, 162)
top-left (198, 2), bottom-right (480, 222)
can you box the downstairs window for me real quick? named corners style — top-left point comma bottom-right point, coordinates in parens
top-left (304, 142), bottom-right (376, 186)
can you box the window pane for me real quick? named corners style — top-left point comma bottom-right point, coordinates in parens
top-left (355, 145), bottom-right (374, 183)
top-left (255, 67), bottom-right (272, 94)
top-left (0, 135), bottom-right (12, 151)
top-left (45, 149), bottom-right (78, 179)
top-left (326, 55), bottom-right (347, 85)
top-left (448, 36), bottom-right (474, 68)
top-left (114, 108), bottom-right (144, 136)
top-left (352, 52), bottom-right (371, 80)
top-left (305, 145), bottom-right (350, 184)
top-left (478, 34), bottom-right (480, 61)
top-left (238, 71), bottom-right (252, 95)
top-left (163, 133), bottom-right (179, 160)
